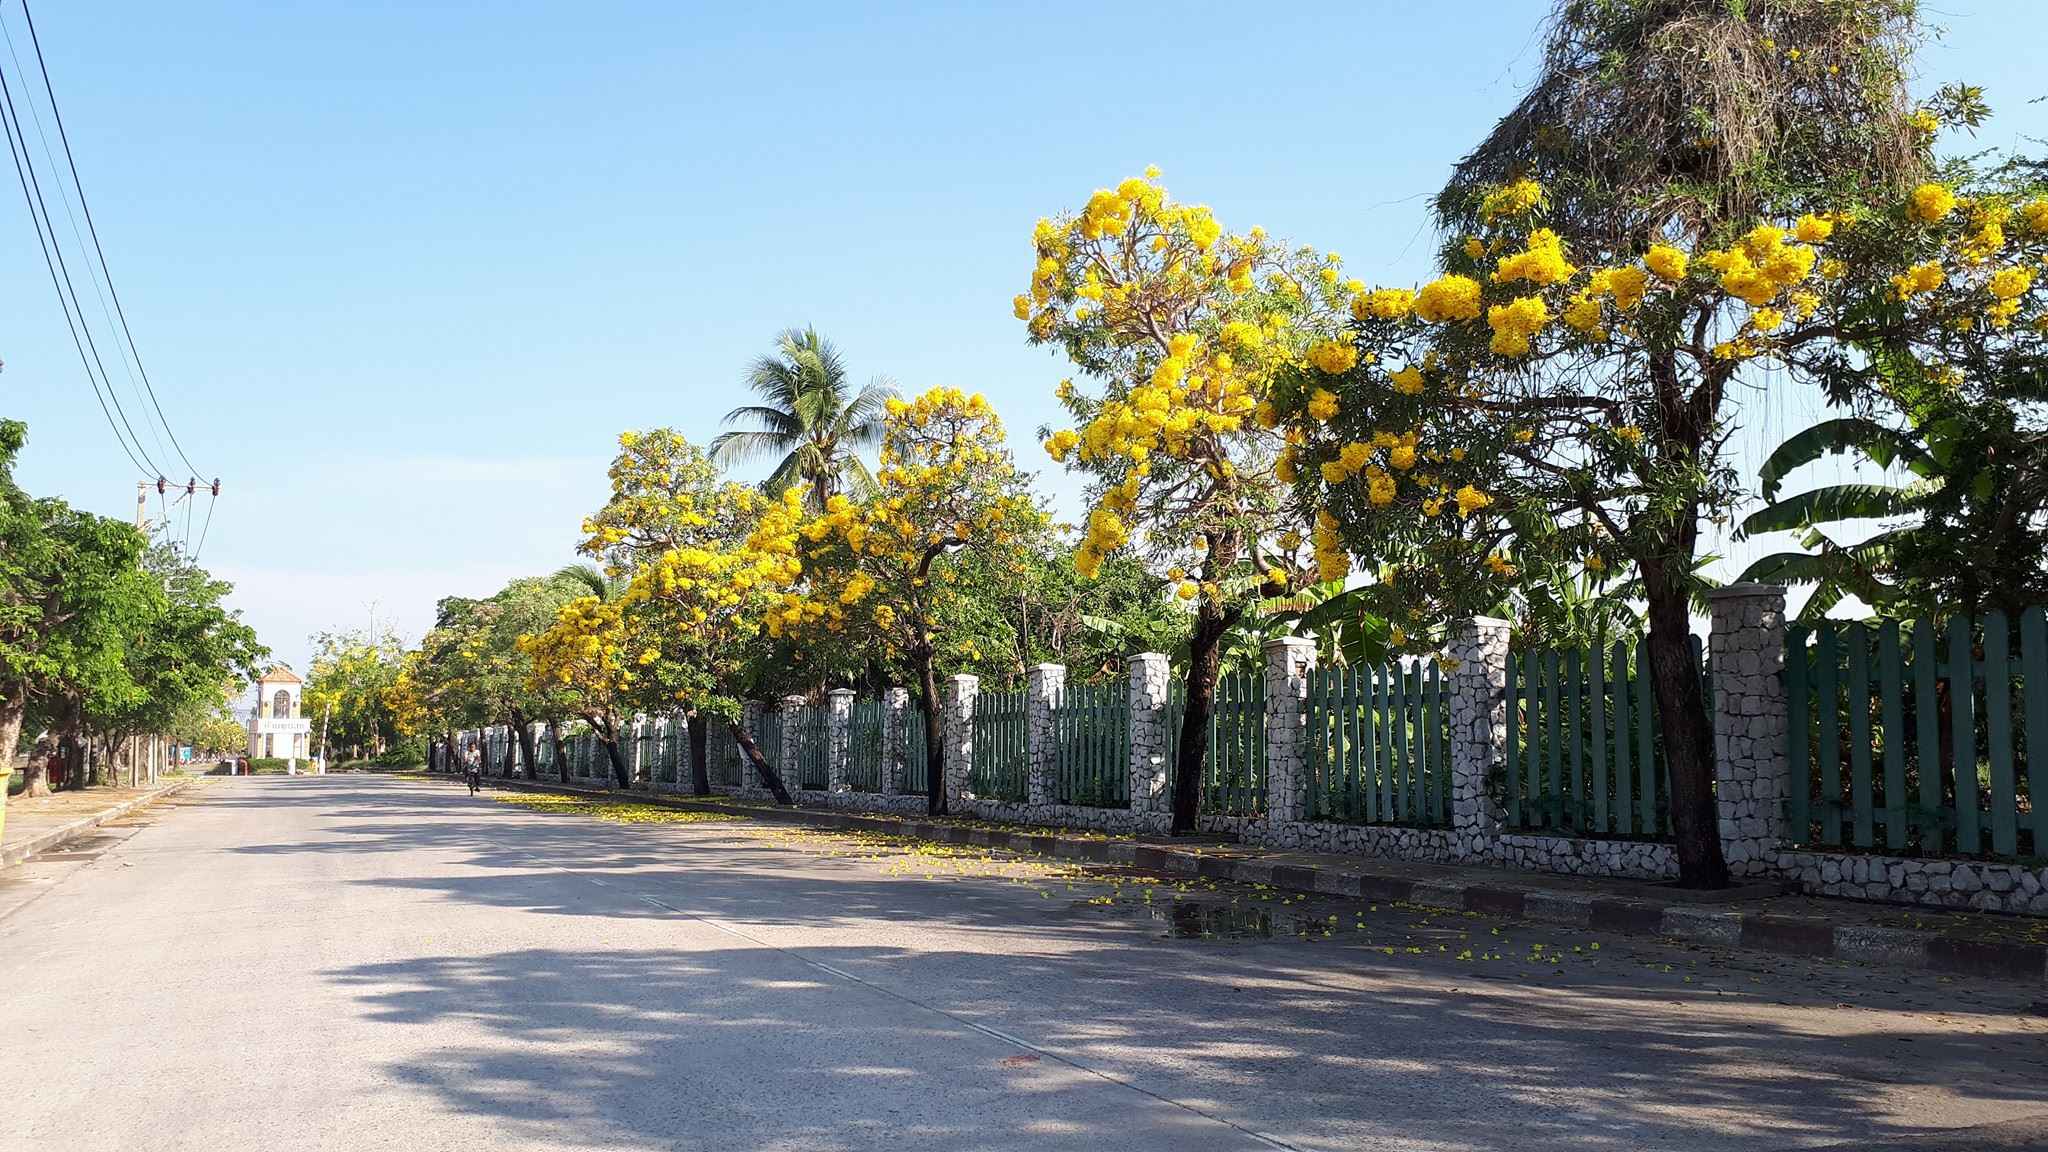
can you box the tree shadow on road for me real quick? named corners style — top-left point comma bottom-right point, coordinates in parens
top-left (286, 780), bottom-right (2048, 1151)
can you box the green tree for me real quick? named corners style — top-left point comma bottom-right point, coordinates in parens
top-left (709, 327), bottom-right (896, 512)
top-left (81, 545), bottom-right (266, 779)
top-left (1, 421), bottom-right (152, 795)
top-left (304, 629), bottom-right (406, 760)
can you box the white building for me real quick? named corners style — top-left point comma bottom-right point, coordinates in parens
top-left (247, 666), bottom-right (312, 766)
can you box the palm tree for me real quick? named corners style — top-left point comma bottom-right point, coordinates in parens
top-left (551, 563), bottom-right (626, 602)
top-left (709, 327), bottom-right (895, 512)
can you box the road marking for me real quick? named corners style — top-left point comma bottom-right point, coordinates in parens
top-left (618, 868), bottom-right (1298, 1149)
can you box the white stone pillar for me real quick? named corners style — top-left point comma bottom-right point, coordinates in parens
top-left (1446, 617), bottom-right (1511, 862)
top-left (827, 689), bottom-right (855, 794)
top-left (943, 674), bottom-right (978, 811)
top-left (1025, 664), bottom-right (1066, 808)
top-left (1709, 584), bottom-right (1790, 880)
top-left (1263, 638), bottom-right (1316, 826)
top-left (1127, 653), bottom-right (1171, 818)
top-left (881, 687), bottom-right (909, 796)
top-left (781, 695), bottom-right (806, 795)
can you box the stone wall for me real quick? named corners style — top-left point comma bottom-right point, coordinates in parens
top-left (471, 588), bottom-right (2048, 916)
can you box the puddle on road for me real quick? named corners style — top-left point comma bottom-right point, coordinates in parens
top-left (1159, 901), bottom-right (1275, 939)
top-left (1065, 897), bottom-right (1340, 940)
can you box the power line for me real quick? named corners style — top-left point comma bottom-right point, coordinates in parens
top-left (0, 53), bottom-right (155, 476)
top-left (192, 483), bottom-right (217, 562)
top-left (15, 0), bottom-right (204, 479)
top-left (0, 8), bottom-right (170, 470)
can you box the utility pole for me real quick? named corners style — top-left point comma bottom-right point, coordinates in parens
top-left (134, 479), bottom-right (147, 529)
top-left (317, 702), bottom-right (331, 774)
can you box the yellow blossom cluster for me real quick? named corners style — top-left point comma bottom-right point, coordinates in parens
top-left (781, 387), bottom-right (1038, 647)
top-left (1909, 182), bottom-right (1957, 224)
top-left (1492, 228), bottom-right (1576, 287)
top-left (1415, 274), bottom-right (1484, 323)
top-left (1307, 339), bottom-right (1360, 374)
top-left (1696, 224), bottom-right (1819, 308)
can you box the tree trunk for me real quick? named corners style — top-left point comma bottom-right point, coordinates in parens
top-left (916, 646), bottom-right (945, 816)
top-left (498, 716), bottom-right (519, 777)
top-left (547, 719), bottom-right (569, 784)
top-left (730, 720), bottom-right (793, 805)
top-left (687, 712), bottom-right (710, 796)
top-left (58, 709), bottom-right (84, 791)
top-left (1644, 564), bottom-right (1729, 889)
top-left (1170, 597), bottom-right (1232, 835)
top-left (511, 710), bottom-right (538, 780)
top-left (442, 728), bottom-right (456, 774)
top-left (585, 714), bottom-right (629, 789)
top-left (0, 692), bottom-right (26, 797)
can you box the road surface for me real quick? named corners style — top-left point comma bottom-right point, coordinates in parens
top-left (2, 774), bottom-right (2044, 1151)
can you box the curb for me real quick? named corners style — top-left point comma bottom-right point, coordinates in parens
top-left (474, 775), bottom-right (2048, 985)
top-left (0, 778), bottom-right (200, 869)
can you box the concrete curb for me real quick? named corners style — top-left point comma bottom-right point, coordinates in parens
top-left (0, 777), bottom-right (200, 869)
top-left (476, 775), bottom-right (2048, 985)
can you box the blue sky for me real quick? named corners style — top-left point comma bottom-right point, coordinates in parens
top-left (4, 2), bottom-right (2046, 674)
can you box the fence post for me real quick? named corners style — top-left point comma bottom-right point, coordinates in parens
top-left (1709, 583), bottom-right (1790, 879)
top-left (1263, 638), bottom-right (1316, 825)
top-left (827, 689), bottom-right (855, 794)
top-left (943, 674), bottom-right (978, 812)
top-left (1026, 664), bottom-right (1066, 807)
top-left (1446, 617), bottom-right (1510, 861)
top-left (780, 696), bottom-right (806, 796)
top-left (881, 687), bottom-right (909, 795)
top-left (1127, 653), bottom-right (1171, 820)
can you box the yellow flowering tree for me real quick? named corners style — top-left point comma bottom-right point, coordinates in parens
top-left (574, 430), bottom-right (804, 802)
top-left (776, 387), bottom-right (1041, 815)
top-left (1022, 170), bottom-right (1352, 833)
top-left (518, 592), bottom-right (643, 788)
top-left (1283, 170), bottom-right (2048, 885)
top-left (1275, 0), bottom-right (1976, 889)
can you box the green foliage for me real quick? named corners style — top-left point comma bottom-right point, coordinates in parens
top-left (304, 628), bottom-right (407, 755)
top-left (82, 544), bottom-right (267, 754)
top-left (709, 327), bottom-right (897, 512)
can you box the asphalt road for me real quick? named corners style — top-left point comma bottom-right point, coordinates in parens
top-left (2, 774), bottom-right (2045, 1151)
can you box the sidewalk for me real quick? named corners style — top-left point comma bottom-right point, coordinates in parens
top-left (2, 777), bottom-right (202, 867)
top-left (484, 775), bottom-right (2048, 985)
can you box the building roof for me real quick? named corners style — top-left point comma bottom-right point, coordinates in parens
top-left (255, 665), bottom-right (303, 685)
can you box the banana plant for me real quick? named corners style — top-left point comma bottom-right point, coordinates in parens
top-left (1736, 407), bottom-right (2048, 620)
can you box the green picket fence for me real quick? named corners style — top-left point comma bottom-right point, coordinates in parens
top-left (1053, 678), bottom-right (1129, 808)
top-left (1168, 671), bottom-right (1266, 816)
top-left (903, 704), bottom-right (931, 796)
top-left (972, 688), bottom-right (1028, 801)
top-left (1503, 637), bottom-right (1700, 839)
top-left (634, 721), bottom-right (658, 784)
top-left (710, 720), bottom-right (743, 786)
top-left (1306, 661), bottom-right (1449, 826)
top-left (848, 699), bottom-right (885, 792)
top-left (752, 710), bottom-right (783, 782)
top-left (1788, 610), bottom-right (2044, 859)
top-left (792, 705), bottom-right (830, 791)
